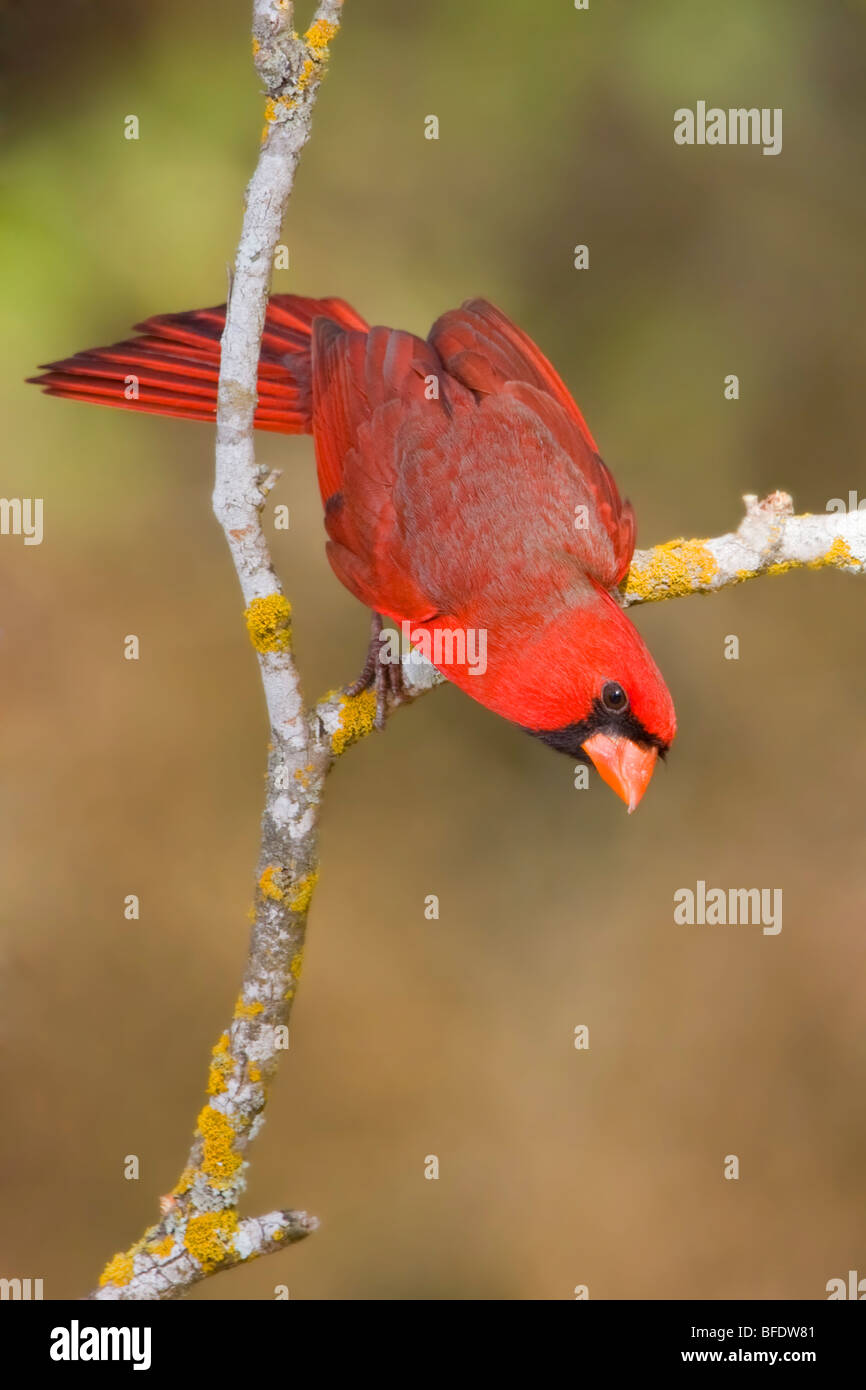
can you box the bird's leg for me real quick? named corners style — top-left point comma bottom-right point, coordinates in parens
top-left (345, 611), bottom-right (382, 698)
top-left (345, 610), bottom-right (407, 730)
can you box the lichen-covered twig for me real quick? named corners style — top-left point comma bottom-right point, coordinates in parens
top-left (90, 0), bottom-right (345, 1302)
top-left (621, 491), bottom-right (865, 606)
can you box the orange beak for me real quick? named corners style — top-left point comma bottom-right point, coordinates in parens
top-left (582, 732), bottom-right (658, 813)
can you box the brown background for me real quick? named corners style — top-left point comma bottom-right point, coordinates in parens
top-left (1, 0), bottom-right (864, 1298)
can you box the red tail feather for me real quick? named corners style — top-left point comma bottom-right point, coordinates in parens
top-left (27, 294), bottom-right (369, 435)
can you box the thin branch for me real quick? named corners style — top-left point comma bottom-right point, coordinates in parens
top-left (91, 0), bottom-right (344, 1302)
top-left (621, 490), bottom-right (866, 606)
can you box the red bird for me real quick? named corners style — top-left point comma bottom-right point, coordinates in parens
top-left (29, 295), bottom-right (676, 809)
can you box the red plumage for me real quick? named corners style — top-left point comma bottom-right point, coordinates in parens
top-left (29, 294), bottom-right (676, 808)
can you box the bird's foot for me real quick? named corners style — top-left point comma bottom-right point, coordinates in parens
top-left (345, 611), bottom-right (407, 730)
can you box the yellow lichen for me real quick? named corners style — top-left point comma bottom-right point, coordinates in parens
top-left (259, 864), bottom-right (317, 914)
top-left (821, 536), bottom-right (854, 568)
top-left (259, 864), bottom-right (285, 902)
top-left (233, 998), bottom-right (264, 1020)
top-left (297, 56), bottom-right (317, 89)
top-left (184, 1210), bottom-right (239, 1274)
top-left (171, 1166), bottom-right (195, 1198)
top-left (147, 1235), bottom-right (175, 1259)
top-left (702, 535), bottom-right (859, 591)
top-left (244, 594), bottom-right (292, 654)
top-left (207, 1032), bottom-right (233, 1096)
top-left (774, 537), bottom-right (860, 575)
top-left (248, 1063), bottom-right (262, 1083)
top-left (305, 18), bottom-right (338, 51)
top-left (330, 689), bottom-right (377, 755)
top-left (262, 93), bottom-right (299, 141)
top-left (622, 538), bottom-right (718, 602)
top-left (296, 18), bottom-right (339, 91)
top-left (99, 1250), bottom-right (135, 1288)
top-left (263, 93), bottom-right (297, 125)
top-left (197, 1105), bottom-right (243, 1188)
top-left (289, 950), bottom-right (304, 981)
top-left (287, 869), bottom-right (319, 914)
top-left (207, 1066), bottom-right (227, 1096)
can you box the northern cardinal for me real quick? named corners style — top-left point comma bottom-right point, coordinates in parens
top-left (29, 295), bottom-right (676, 809)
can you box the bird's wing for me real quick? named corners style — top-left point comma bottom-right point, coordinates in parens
top-left (427, 299), bottom-right (635, 587)
top-left (310, 319), bottom-right (456, 620)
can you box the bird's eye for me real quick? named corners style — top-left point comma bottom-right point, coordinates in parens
top-left (601, 680), bottom-right (629, 714)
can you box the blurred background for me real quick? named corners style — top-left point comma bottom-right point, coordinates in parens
top-left (2, 0), bottom-right (865, 1300)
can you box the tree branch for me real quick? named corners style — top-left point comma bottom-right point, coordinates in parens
top-left (90, 0), bottom-right (344, 1302)
top-left (621, 490), bottom-right (865, 606)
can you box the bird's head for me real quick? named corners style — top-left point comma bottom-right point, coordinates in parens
top-left (415, 584), bottom-right (676, 811)
top-left (492, 585), bottom-right (676, 811)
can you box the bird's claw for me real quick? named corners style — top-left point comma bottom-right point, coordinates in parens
top-left (345, 611), bottom-right (407, 729)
